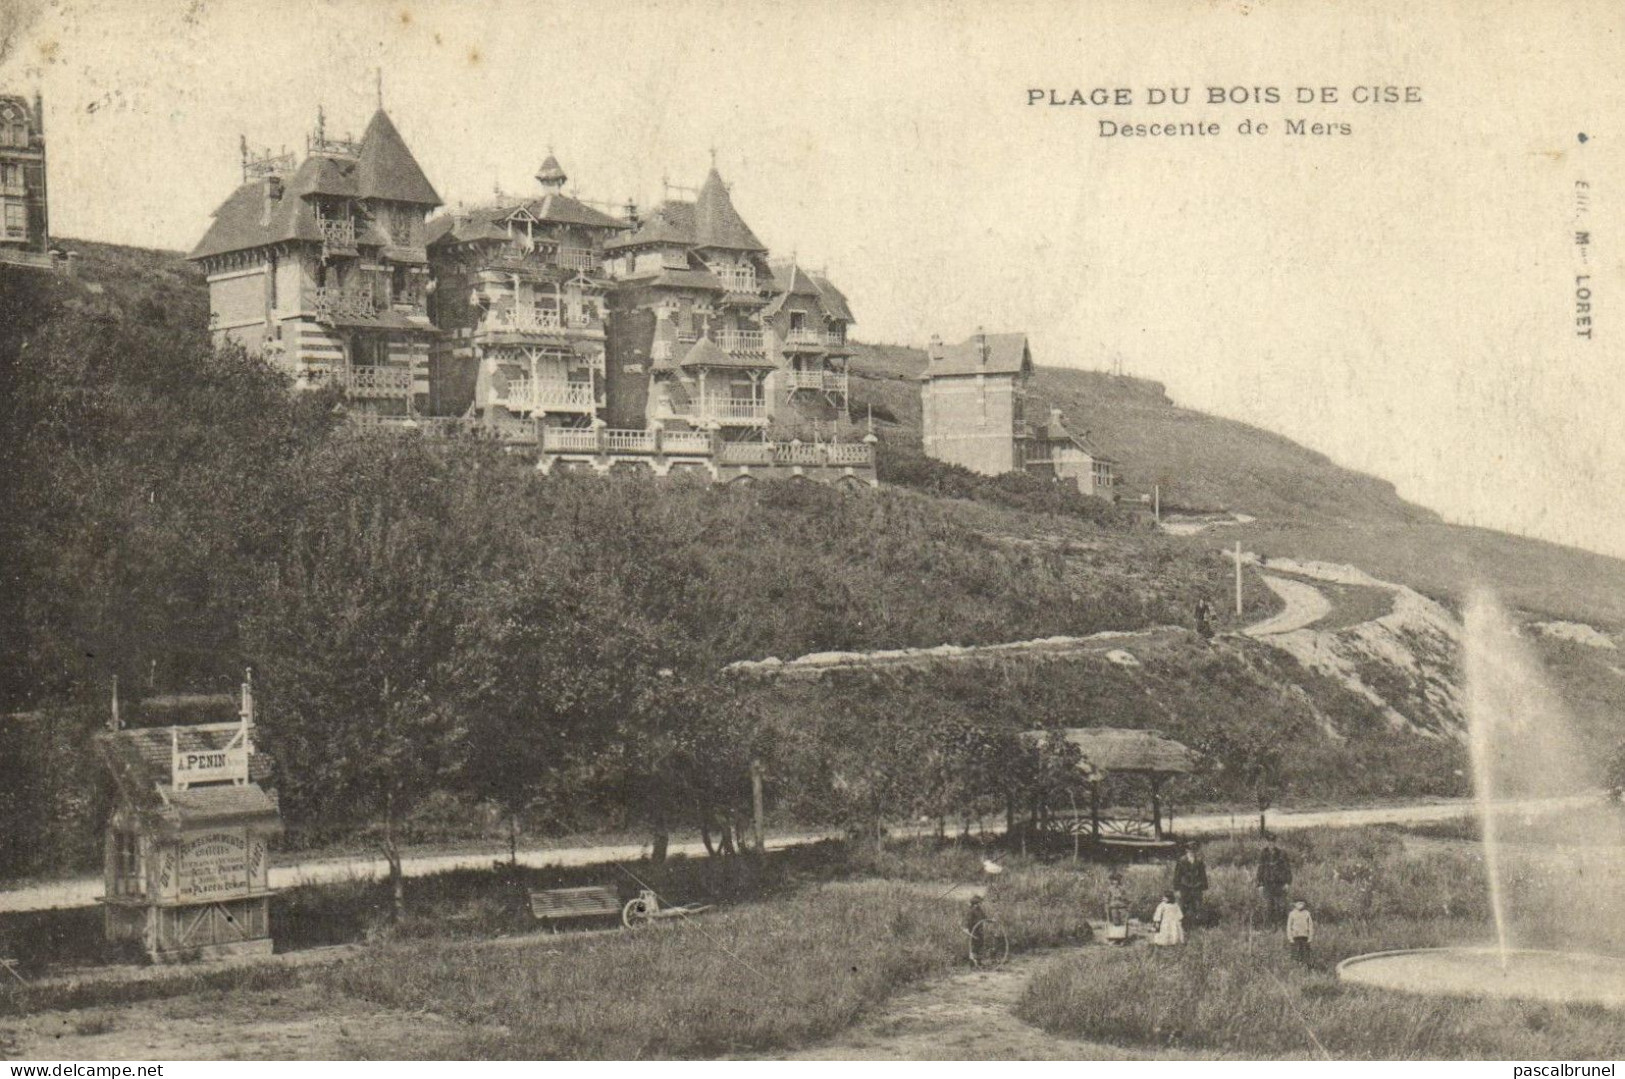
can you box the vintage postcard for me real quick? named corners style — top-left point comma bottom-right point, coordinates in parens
top-left (1, 0), bottom-right (1623, 1067)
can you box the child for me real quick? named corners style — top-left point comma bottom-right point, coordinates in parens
top-left (1105, 873), bottom-right (1131, 944)
top-left (1286, 899), bottom-right (1314, 964)
top-left (1151, 891), bottom-right (1185, 947)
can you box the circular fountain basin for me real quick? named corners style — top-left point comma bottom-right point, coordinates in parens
top-left (1338, 948), bottom-right (1625, 1008)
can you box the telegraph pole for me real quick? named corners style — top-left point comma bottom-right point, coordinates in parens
top-left (1234, 541), bottom-right (1244, 616)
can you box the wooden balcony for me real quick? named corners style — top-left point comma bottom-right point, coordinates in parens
top-left (712, 329), bottom-right (764, 354)
top-left (495, 378), bottom-right (596, 414)
top-left (696, 396), bottom-right (769, 425)
top-left (784, 369), bottom-right (849, 396)
top-left (784, 327), bottom-right (847, 349)
top-left (344, 365), bottom-right (414, 398)
top-left (715, 269), bottom-right (757, 293)
top-left (319, 218), bottom-right (358, 254)
top-left (481, 306), bottom-right (563, 336)
top-left (556, 247), bottom-right (598, 273)
top-left (312, 287), bottom-right (378, 323)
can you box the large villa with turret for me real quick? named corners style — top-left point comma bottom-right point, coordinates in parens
top-left (190, 106), bottom-right (874, 486)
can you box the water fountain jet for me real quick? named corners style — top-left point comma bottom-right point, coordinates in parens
top-left (1337, 590), bottom-right (1625, 1008)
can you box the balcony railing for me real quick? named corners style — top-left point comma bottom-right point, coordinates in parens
top-left (715, 269), bottom-right (756, 293)
top-left (556, 247), bottom-right (598, 272)
top-left (482, 306), bottom-right (562, 335)
top-left (716, 441), bottom-right (876, 468)
top-left (536, 427), bottom-right (873, 469)
top-left (542, 427), bottom-right (600, 452)
top-left (344, 365), bottom-right (415, 398)
top-left (312, 287), bottom-right (378, 322)
top-left (697, 397), bottom-right (769, 424)
top-left (712, 329), bottom-right (764, 354)
top-left (661, 430), bottom-right (714, 454)
top-left (319, 218), bottom-right (357, 250)
top-left (784, 369), bottom-right (849, 396)
top-left (784, 327), bottom-right (847, 349)
top-left (497, 378), bottom-right (596, 413)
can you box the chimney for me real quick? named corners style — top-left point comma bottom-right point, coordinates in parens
top-left (261, 174), bottom-right (283, 226)
top-left (625, 199), bottom-right (640, 228)
top-left (1050, 407), bottom-right (1063, 429)
top-left (33, 90), bottom-right (43, 137)
top-left (976, 326), bottom-right (988, 366)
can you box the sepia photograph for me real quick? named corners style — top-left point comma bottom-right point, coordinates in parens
top-left (1, 0), bottom-right (1623, 1066)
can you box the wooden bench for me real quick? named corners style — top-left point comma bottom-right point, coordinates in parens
top-left (529, 885), bottom-right (622, 926)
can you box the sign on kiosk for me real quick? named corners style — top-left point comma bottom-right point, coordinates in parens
top-left (172, 742), bottom-right (248, 786)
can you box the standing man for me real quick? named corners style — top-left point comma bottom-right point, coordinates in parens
top-left (1172, 843), bottom-right (1210, 925)
top-left (1256, 838), bottom-right (1292, 926)
top-left (1194, 596), bottom-right (1214, 640)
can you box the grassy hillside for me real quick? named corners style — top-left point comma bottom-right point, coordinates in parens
top-left (849, 342), bottom-right (1625, 628)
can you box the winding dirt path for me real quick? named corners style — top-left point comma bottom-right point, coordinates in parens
top-left (1245, 574), bottom-right (1332, 636)
top-left (759, 947), bottom-right (1198, 1061)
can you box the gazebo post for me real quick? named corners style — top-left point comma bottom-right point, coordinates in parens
top-left (1089, 780), bottom-right (1102, 840)
top-left (1150, 775), bottom-right (1165, 840)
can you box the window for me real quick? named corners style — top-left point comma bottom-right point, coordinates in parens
top-left (789, 311), bottom-right (805, 331)
top-left (3, 202), bottom-right (25, 238)
top-left (0, 163), bottom-right (19, 187)
top-left (0, 104), bottom-right (24, 148)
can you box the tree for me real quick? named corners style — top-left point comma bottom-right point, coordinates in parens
top-left (242, 437), bottom-right (487, 920)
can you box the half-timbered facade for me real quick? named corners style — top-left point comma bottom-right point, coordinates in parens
top-left (189, 108), bottom-right (441, 423)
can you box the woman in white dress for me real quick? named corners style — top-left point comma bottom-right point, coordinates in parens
top-left (1151, 891), bottom-right (1185, 947)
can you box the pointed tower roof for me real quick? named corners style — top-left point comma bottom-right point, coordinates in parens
top-left (535, 152), bottom-right (568, 189)
top-left (692, 167), bottom-right (766, 252)
top-left (355, 109), bottom-right (441, 207)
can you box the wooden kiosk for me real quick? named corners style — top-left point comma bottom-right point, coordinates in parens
top-left (1026, 727), bottom-right (1200, 856)
top-left (95, 677), bottom-right (282, 963)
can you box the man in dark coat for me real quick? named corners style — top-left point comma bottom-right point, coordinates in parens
top-left (1256, 839), bottom-right (1292, 924)
top-left (1172, 844), bottom-right (1210, 924)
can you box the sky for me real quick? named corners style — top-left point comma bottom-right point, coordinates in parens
top-left (3, 0), bottom-right (1623, 560)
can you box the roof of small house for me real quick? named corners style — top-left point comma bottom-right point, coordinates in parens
top-left (1025, 727), bottom-right (1200, 779)
top-left (190, 108), bottom-right (439, 261)
top-left (96, 722), bottom-right (282, 833)
top-left (678, 337), bottom-right (777, 370)
top-left (620, 267), bottom-right (725, 292)
top-left (607, 168), bottom-right (766, 253)
top-left (1027, 412), bottom-right (1117, 464)
top-left (424, 191), bottom-right (627, 250)
top-left (355, 109), bottom-right (441, 207)
top-left (921, 333), bottom-right (1032, 379)
top-left (762, 262), bottom-right (857, 324)
top-left (606, 201), bottom-right (696, 251)
top-left (692, 168), bottom-right (767, 251)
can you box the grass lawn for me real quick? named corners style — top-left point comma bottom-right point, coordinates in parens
top-left (1016, 824), bottom-right (1625, 1059)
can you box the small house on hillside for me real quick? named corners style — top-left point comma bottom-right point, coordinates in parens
top-left (919, 330), bottom-right (1034, 476)
top-left (1023, 408), bottom-right (1118, 499)
top-left (920, 332), bottom-right (1121, 498)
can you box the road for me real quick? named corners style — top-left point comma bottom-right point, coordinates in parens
top-left (2, 796), bottom-right (1593, 916)
top-left (1244, 573), bottom-right (1332, 636)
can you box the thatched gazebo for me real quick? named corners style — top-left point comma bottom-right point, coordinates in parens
top-left (1026, 727), bottom-right (1201, 853)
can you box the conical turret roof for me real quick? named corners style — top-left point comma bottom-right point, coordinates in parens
top-left (535, 153), bottom-right (567, 187)
top-left (356, 109), bottom-right (441, 207)
top-left (693, 167), bottom-right (765, 252)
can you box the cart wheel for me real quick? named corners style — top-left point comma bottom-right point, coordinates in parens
top-left (968, 919), bottom-right (1009, 967)
top-left (623, 897), bottom-right (651, 928)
